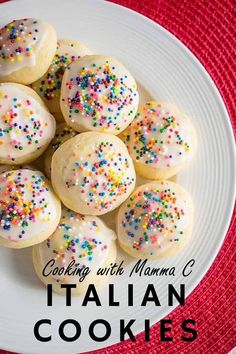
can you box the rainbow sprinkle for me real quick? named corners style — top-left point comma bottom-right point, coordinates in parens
top-left (0, 19), bottom-right (41, 73)
top-left (65, 140), bottom-right (135, 212)
top-left (0, 170), bottom-right (52, 240)
top-left (47, 210), bottom-right (108, 263)
top-left (120, 183), bottom-right (187, 255)
top-left (125, 101), bottom-right (190, 168)
top-left (0, 90), bottom-right (49, 160)
top-left (33, 41), bottom-right (82, 101)
top-left (63, 60), bottom-right (138, 131)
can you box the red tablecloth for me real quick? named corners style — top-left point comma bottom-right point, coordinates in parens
top-left (0, 0), bottom-right (235, 353)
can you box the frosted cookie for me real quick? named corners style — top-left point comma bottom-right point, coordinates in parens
top-left (51, 132), bottom-right (136, 215)
top-left (0, 18), bottom-right (57, 84)
top-left (117, 180), bottom-right (193, 259)
top-left (44, 123), bottom-right (77, 178)
top-left (122, 101), bottom-right (197, 179)
top-left (33, 208), bottom-right (117, 295)
top-left (0, 83), bottom-right (56, 164)
top-left (60, 55), bottom-right (139, 134)
top-left (0, 168), bottom-right (61, 249)
top-left (32, 39), bottom-right (91, 121)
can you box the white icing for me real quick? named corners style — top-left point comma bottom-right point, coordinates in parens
top-left (0, 84), bottom-right (56, 161)
top-left (118, 181), bottom-right (192, 257)
top-left (39, 208), bottom-right (116, 283)
top-left (61, 55), bottom-right (139, 134)
top-left (57, 40), bottom-right (91, 61)
top-left (0, 169), bottom-right (58, 242)
top-left (126, 101), bottom-right (195, 168)
top-left (0, 18), bottom-right (46, 76)
top-left (53, 133), bottom-right (136, 214)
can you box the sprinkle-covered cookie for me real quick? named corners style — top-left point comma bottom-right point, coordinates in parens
top-left (117, 180), bottom-right (193, 259)
top-left (0, 18), bottom-right (57, 84)
top-left (0, 168), bottom-right (61, 248)
top-left (121, 101), bottom-right (197, 179)
top-left (33, 208), bottom-right (117, 294)
top-left (0, 83), bottom-right (56, 164)
top-left (51, 132), bottom-right (136, 215)
top-left (60, 55), bottom-right (139, 134)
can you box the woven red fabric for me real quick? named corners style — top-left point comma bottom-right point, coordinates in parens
top-left (0, 0), bottom-right (235, 353)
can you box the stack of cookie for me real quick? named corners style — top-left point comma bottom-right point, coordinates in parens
top-left (0, 18), bottom-right (197, 294)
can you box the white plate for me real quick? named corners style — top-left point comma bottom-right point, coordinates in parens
top-left (0, 0), bottom-right (235, 353)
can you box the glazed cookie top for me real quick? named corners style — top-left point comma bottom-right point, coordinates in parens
top-left (51, 132), bottom-right (136, 215)
top-left (39, 208), bottom-right (116, 283)
top-left (0, 169), bottom-right (59, 242)
top-left (0, 18), bottom-right (48, 76)
top-left (117, 181), bottom-right (193, 257)
top-left (60, 55), bottom-right (139, 134)
top-left (123, 101), bottom-right (196, 168)
top-left (0, 83), bottom-right (56, 161)
top-left (32, 39), bottom-right (91, 107)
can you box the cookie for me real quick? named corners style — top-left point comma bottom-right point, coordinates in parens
top-left (121, 101), bottom-right (197, 179)
top-left (117, 180), bottom-right (193, 259)
top-left (60, 55), bottom-right (139, 134)
top-left (0, 18), bottom-right (57, 84)
top-left (32, 208), bottom-right (117, 294)
top-left (0, 83), bottom-right (56, 164)
top-left (0, 168), bottom-right (61, 248)
top-left (51, 132), bottom-right (136, 215)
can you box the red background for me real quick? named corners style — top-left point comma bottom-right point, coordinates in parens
top-left (0, 0), bottom-right (235, 353)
